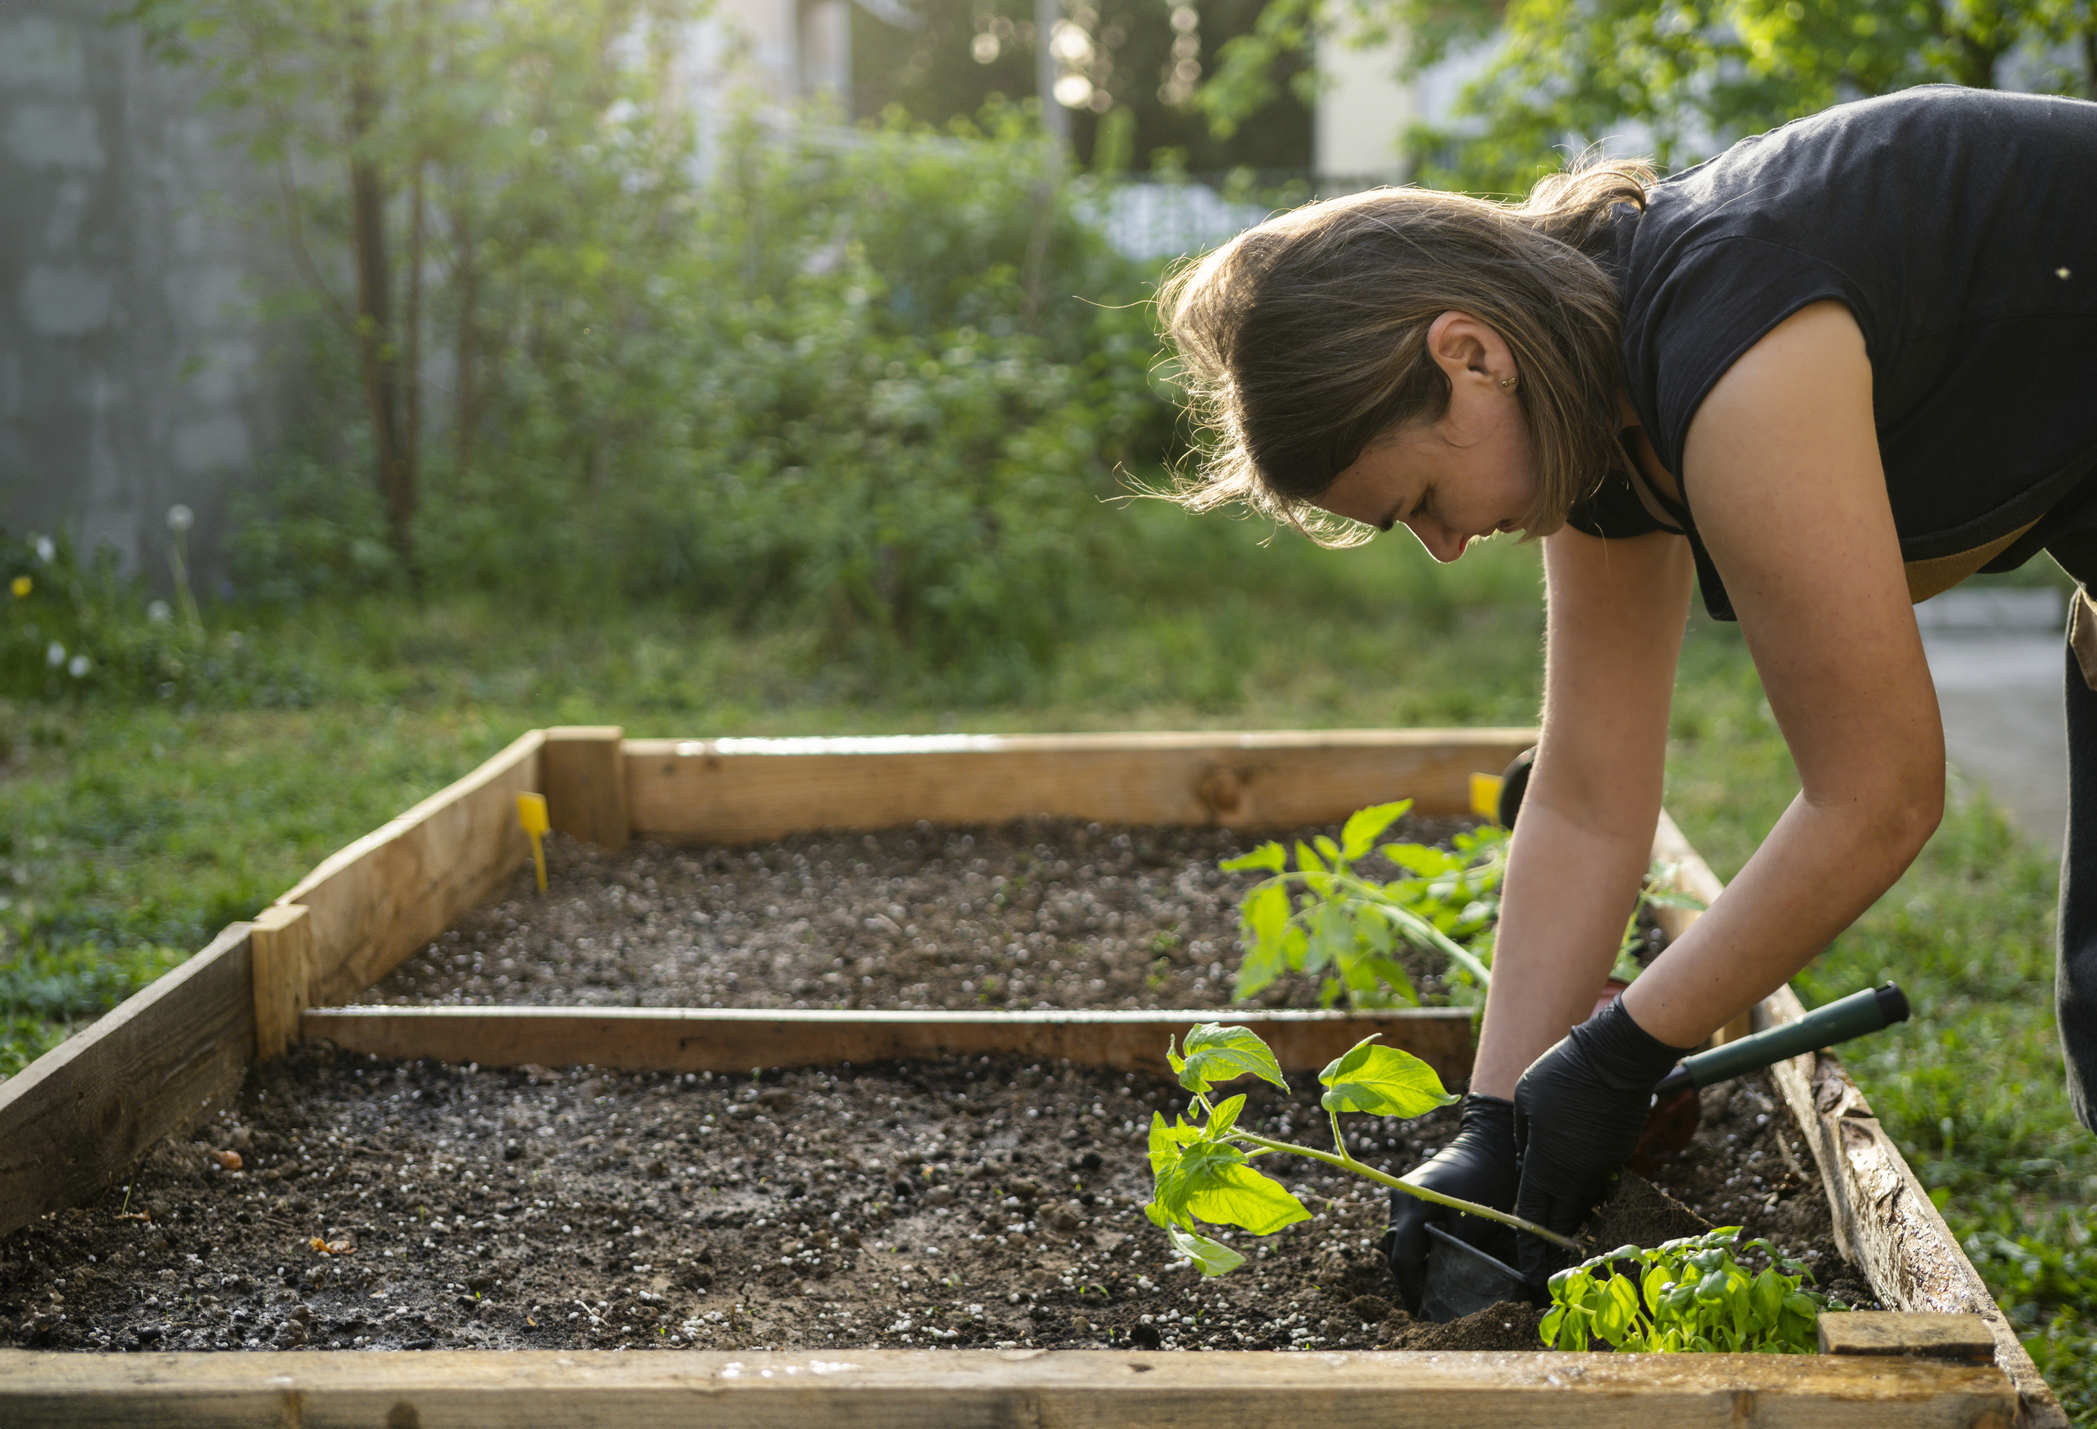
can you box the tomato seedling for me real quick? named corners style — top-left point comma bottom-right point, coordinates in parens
top-left (1222, 801), bottom-right (1505, 1010)
top-left (1223, 801), bottom-right (1706, 1010)
top-left (1541, 1228), bottom-right (1846, 1352)
top-left (1142, 1022), bottom-right (1582, 1275)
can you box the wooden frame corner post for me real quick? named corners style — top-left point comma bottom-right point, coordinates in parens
top-left (543, 725), bottom-right (629, 852)
top-left (251, 904), bottom-right (315, 1061)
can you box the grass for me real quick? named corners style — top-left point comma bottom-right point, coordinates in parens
top-left (1, 526), bottom-right (2090, 1419)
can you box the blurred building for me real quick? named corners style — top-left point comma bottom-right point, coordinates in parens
top-left (0, 0), bottom-right (294, 587)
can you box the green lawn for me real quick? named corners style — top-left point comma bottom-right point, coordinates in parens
top-left (1, 530), bottom-right (2089, 1417)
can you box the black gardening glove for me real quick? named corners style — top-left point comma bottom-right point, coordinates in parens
top-left (1382, 1093), bottom-right (1519, 1316)
top-left (1512, 995), bottom-right (1693, 1286)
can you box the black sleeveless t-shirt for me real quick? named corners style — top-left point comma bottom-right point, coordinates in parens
top-left (1564, 85), bottom-right (2097, 620)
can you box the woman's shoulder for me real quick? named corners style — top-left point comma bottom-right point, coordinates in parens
top-left (1610, 87), bottom-right (2097, 476)
top-left (1627, 86), bottom-right (2097, 260)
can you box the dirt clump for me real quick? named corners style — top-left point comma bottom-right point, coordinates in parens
top-left (1583, 1172), bottom-right (1712, 1251)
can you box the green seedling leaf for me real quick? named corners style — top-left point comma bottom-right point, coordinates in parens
top-left (1314, 834), bottom-right (1342, 865)
top-left (1317, 1036), bottom-right (1458, 1118)
top-left (1232, 934), bottom-right (1286, 1000)
top-left (1146, 1111), bottom-right (1203, 1177)
top-left (1205, 1093), bottom-right (1246, 1139)
top-left (1341, 800), bottom-right (1411, 861)
top-left (1166, 1222), bottom-right (1245, 1277)
top-left (1544, 1226), bottom-right (1836, 1356)
top-left (1170, 1023), bottom-right (1290, 1097)
top-left (1382, 842), bottom-right (1461, 877)
top-left (1294, 840), bottom-right (1326, 875)
top-left (1304, 903), bottom-right (1350, 977)
top-left (1155, 1137), bottom-right (1311, 1236)
top-left (1240, 880), bottom-right (1290, 960)
top-left (1220, 842), bottom-right (1287, 875)
top-left (1360, 956), bottom-right (1419, 1007)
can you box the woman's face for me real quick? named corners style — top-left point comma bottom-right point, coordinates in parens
top-left (1310, 313), bottom-right (1539, 563)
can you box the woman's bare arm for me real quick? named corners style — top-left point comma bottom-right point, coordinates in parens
top-left (1469, 525), bottom-right (1694, 1098)
top-left (1619, 300), bottom-right (1944, 1047)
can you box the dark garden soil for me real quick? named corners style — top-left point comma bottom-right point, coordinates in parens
top-left (368, 818), bottom-right (1496, 1014)
top-left (1, 817), bottom-right (1872, 1356)
top-left (0, 1053), bottom-right (1865, 1357)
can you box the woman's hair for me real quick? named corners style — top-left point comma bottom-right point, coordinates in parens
top-left (1156, 160), bottom-right (1651, 543)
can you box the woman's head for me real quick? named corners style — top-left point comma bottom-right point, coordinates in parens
top-left (1156, 161), bottom-right (1649, 545)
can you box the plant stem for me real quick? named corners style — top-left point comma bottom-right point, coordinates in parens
top-left (1233, 1130), bottom-right (1583, 1252)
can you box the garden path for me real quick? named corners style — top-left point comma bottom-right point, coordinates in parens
top-left (1918, 589), bottom-right (2068, 859)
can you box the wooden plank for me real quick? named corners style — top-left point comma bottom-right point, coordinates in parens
top-left (279, 729), bottom-right (544, 1008)
top-left (1650, 810), bottom-right (1753, 1047)
top-left (1764, 984), bottom-right (2067, 1429)
top-left (1819, 1313), bottom-right (1998, 1362)
top-left (302, 1005), bottom-right (1480, 1083)
top-left (0, 925), bottom-right (254, 1241)
top-left (249, 904), bottom-right (314, 1061)
top-left (624, 729), bottom-right (1539, 845)
top-left (544, 725), bottom-right (629, 852)
top-left (0, 1347), bottom-right (2019, 1429)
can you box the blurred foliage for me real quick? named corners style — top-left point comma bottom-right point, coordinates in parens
top-left (1191, 0), bottom-right (2097, 191)
top-left (854, 0), bottom-right (1315, 171)
top-left (126, 0), bottom-right (1187, 694)
top-left (1, 529), bottom-right (317, 709)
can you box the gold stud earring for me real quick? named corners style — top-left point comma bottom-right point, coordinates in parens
top-left (1499, 376), bottom-right (1518, 389)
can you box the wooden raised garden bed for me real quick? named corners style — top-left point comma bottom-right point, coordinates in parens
top-left (0, 726), bottom-right (2067, 1427)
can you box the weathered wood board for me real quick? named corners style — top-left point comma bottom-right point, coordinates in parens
top-left (543, 725), bottom-right (629, 852)
top-left (300, 1005), bottom-right (1480, 1082)
top-left (0, 1346), bottom-right (2020, 1429)
top-left (1762, 987), bottom-right (2066, 1428)
top-left (0, 724), bottom-right (2058, 1426)
top-left (624, 729), bottom-right (1539, 845)
top-left (277, 728), bottom-right (543, 1007)
top-left (1819, 1313), bottom-right (1998, 1363)
top-left (0, 924), bottom-right (254, 1240)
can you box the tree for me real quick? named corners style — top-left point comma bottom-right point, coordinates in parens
top-left (125, 0), bottom-right (705, 569)
top-left (1191, 0), bottom-right (2097, 192)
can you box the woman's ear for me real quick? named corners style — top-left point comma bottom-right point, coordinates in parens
top-left (1425, 311), bottom-right (1515, 387)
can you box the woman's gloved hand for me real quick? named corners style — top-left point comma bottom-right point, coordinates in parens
top-left (1382, 1093), bottom-right (1519, 1315)
top-left (1512, 995), bottom-right (1694, 1285)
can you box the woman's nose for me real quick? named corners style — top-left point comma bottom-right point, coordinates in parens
top-left (1406, 518), bottom-right (1467, 563)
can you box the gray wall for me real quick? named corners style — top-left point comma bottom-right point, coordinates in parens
top-left (1, 1), bottom-right (291, 586)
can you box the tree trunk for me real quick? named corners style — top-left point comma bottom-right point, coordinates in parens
top-left (348, 5), bottom-right (413, 566)
top-left (452, 189), bottom-right (478, 486)
top-left (406, 155), bottom-right (424, 494)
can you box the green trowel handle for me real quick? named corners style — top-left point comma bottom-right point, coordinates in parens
top-left (1653, 983), bottom-right (1909, 1098)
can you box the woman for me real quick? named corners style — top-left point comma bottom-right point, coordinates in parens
top-left (1157, 83), bottom-right (2097, 1306)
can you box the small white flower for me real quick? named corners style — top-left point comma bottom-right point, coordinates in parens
top-left (147, 600), bottom-right (172, 624)
top-left (166, 505), bottom-right (194, 533)
top-left (46, 640), bottom-right (66, 668)
top-left (68, 654), bottom-right (90, 678)
top-left (33, 535), bottom-right (54, 563)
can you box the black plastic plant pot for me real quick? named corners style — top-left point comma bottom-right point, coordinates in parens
top-left (1420, 1223), bottom-right (1527, 1323)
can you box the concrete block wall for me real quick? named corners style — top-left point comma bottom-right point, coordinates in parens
top-left (0, 0), bottom-right (292, 586)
